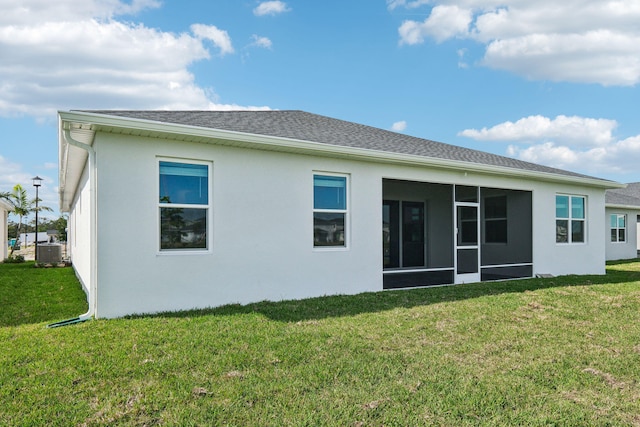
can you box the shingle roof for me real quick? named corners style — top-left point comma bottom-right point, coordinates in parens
top-left (606, 182), bottom-right (640, 207)
top-left (80, 110), bottom-right (611, 181)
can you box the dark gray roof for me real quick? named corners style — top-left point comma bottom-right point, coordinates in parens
top-left (80, 110), bottom-right (611, 181)
top-left (606, 182), bottom-right (640, 207)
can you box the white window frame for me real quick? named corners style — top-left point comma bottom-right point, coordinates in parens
top-left (555, 194), bottom-right (587, 244)
top-left (157, 158), bottom-right (212, 254)
top-left (312, 172), bottom-right (349, 250)
top-left (610, 213), bottom-right (626, 243)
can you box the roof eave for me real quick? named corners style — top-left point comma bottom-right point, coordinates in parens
top-left (58, 110), bottom-right (623, 190)
top-left (0, 198), bottom-right (12, 211)
top-left (605, 203), bottom-right (640, 210)
top-left (58, 113), bottom-right (95, 212)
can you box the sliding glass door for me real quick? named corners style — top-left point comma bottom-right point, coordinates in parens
top-left (383, 200), bottom-right (425, 269)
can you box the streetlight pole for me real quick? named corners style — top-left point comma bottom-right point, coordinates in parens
top-left (32, 176), bottom-right (43, 264)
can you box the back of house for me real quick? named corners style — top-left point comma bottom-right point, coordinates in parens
top-left (58, 110), bottom-right (622, 318)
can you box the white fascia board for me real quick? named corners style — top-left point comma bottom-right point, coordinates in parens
top-left (606, 203), bottom-right (640, 210)
top-left (58, 110), bottom-right (624, 190)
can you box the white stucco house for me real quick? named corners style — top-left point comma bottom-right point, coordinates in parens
top-left (58, 110), bottom-right (623, 319)
top-left (605, 183), bottom-right (640, 261)
top-left (0, 198), bottom-right (12, 261)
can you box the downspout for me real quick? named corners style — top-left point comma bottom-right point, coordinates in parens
top-left (48, 127), bottom-right (97, 328)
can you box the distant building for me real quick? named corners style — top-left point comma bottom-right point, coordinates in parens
top-left (20, 232), bottom-right (50, 246)
top-left (605, 183), bottom-right (640, 261)
top-left (0, 199), bottom-right (11, 260)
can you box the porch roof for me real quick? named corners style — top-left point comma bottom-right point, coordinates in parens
top-left (606, 182), bottom-right (640, 209)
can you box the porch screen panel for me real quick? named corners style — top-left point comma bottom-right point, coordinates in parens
top-left (402, 201), bottom-right (425, 267)
top-left (457, 248), bottom-right (478, 274)
top-left (383, 200), bottom-right (400, 268)
top-left (480, 188), bottom-right (532, 266)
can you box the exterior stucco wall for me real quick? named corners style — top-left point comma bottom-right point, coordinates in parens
top-left (83, 132), bottom-right (608, 318)
top-left (68, 161), bottom-right (92, 293)
top-left (533, 185), bottom-right (606, 276)
top-left (605, 207), bottom-right (640, 261)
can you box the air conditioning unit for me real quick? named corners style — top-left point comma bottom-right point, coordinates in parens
top-left (37, 244), bottom-right (62, 264)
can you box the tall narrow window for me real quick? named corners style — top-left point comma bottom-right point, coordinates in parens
top-left (159, 160), bottom-right (210, 251)
top-left (610, 214), bottom-right (626, 242)
top-left (313, 174), bottom-right (347, 247)
top-left (556, 195), bottom-right (586, 243)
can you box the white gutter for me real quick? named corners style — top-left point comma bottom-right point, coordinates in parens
top-left (605, 203), bottom-right (640, 210)
top-left (49, 127), bottom-right (97, 326)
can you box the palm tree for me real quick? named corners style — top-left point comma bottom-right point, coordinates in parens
top-left (2, 184), bottom-right (52, 256)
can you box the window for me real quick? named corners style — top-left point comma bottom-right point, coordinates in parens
top-left (484, 195), bottom-right (507, 244)
top-left (313, 174), bottom-right (347, 247)
top-left (610, 214), bottom-right (626, 242)
top-left (556, 195), bottom-right (586, 243)
top-left (159, 160), bottom-right (210, 251)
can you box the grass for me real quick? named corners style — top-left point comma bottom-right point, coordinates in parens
top-left (0, 262), bottom-right (88, 327)
top-left (1, 260), bottom-right (640, 426)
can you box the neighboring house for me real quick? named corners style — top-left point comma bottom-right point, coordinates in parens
top-left (47, 229), bottom-right (59, 243)
top-left (58, 110), bottom-right (622, 319)
top-left (0, 198), bottom-right (11, 261)
top-left (605, 183), bottom-right (640, 261)
top-left (19, 232), bottom-right (50, 247)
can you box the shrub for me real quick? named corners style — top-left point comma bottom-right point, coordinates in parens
top-left (3, 254), bottom-right (25, 264)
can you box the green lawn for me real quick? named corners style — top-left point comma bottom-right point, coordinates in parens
top-left (1, 260), bottom-right (640, 426)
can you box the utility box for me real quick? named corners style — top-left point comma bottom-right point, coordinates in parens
top-left (37, 244), bottom-right (62, 264)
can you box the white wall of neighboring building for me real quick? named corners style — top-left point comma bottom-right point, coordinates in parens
top-left (19, 232), bottom-right (50, 246)
top-left (605, 207), bottom-right (640, 261)
top-left (0, 200), bottom-right (10, 261)
top-left (69, 132), bottom-right (610, 318)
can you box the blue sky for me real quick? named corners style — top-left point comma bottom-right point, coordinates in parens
top-left (1, 0), bottom-right (640, 219)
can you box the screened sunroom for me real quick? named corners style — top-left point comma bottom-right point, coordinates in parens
top-left (382, 179), bottom-right (533, 289)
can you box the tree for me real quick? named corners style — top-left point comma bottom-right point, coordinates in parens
top-left (54, 215), bottom-right (68, 242)
top-left (2, 184), bottom-right (52, 255)
top-left (36, 215), bottom-right (68, 241)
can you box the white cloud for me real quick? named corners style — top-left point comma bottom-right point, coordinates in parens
top-left (253, 1), bottom-right (290, 16)
top-left (457, 48), bottom-right (468, 68)
top-left (399, 5), bottom-right (472, 44)
top-left (387, 0), bottom-right (430, 11)
top-left (461, 115), bottom-right (640, 176)
top-left (250, 35), bottom-right (273, 49)
top-left (0, 0), bottom-right (269, 119)
top-left (507, 138), bottom-right (640, 176)
top-left (191, 24), bottom-right (234, 56)
top-left (391, 121), bottom-right (407, 132)
top-left (393, 1), bottom-right (640, 86)
top-left (0, 156), bottom-right (31, 192)
top-left (460, 115), bottom-right (617, 147)
top-left (0, 0), bottom-right (161, 25)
